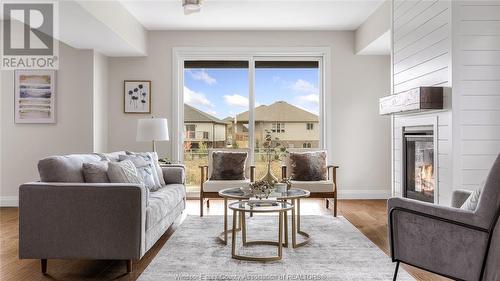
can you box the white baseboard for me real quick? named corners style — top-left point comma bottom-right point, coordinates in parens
top-left (0, 196), bottom-right (19, 207)
top-left (337, 189), bottom-right (391, 200)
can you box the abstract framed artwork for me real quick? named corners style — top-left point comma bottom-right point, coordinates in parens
top-left (124, 80), bottom-right (151, 113)
top-left (15, 70), bottom-right (56, 124)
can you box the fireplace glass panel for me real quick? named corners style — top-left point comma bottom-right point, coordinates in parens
top-left (404, 133), bottom-right (435, 203)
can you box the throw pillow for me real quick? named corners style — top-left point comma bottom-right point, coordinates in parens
top-left (127, 151), bottom-right (166, 186)
top-left (107, 160), bottom-right (142, 184)
top-left (210, 151), bottom-right (247, 180)
top-left (289, 151), bottom-right (327, 181)
top-left (82, 161), bottom-right (110, 183)
top-left (119, 154), bottom-right (160, 191)
top-left (460, 186), bottom-right (483, 211)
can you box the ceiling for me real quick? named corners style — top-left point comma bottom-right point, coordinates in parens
top-left (120, 0), bottom-right (385, 31)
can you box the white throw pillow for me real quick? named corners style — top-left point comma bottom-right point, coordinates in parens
top-left (107, 160), bottom-right (142, 184)
top-left (460, 187), bottom-right (482, 211)
top-left (119, 154), bottom-right (160, 191)
top-left (126, 151), bottom-right (165, 186)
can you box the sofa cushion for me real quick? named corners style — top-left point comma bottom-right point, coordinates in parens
top-left (38, 154), bottom-right (101, 182)
top-left (95, 151), bottom-right (127, 162)
top-left (82, 161), bottom-right (110, 183)
top-left (127, 151), bottom-right (166, 186)
top-left (290, 180), bottom-right (334, 193)
top-left (146, 184), bottom-right (185, 230)
top-left (202, 179), bottom-right (251, 192)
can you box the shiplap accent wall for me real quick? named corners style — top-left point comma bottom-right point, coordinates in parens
top-left (452, 1), bottom-right (500, 191)
top-left (392, 0), bottom-right (453, 205)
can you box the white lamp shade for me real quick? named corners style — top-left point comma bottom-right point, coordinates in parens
top-left (136, 118), bottom-right (169, 142)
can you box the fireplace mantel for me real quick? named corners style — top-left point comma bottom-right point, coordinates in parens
top-left (379, 87), bottom-right (444, 115)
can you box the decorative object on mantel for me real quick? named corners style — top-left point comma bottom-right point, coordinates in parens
top-left (379, 87), bottom-right (444, 115)
top-left (136, 117), bottom-right (169, 153)
top-left (124, 80), bottom-right (151, 113)
top-left (15, 70), bottom-right (56, 123)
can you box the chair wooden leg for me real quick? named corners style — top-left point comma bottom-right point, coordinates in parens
top-left (326, 198), bottom-right (330, 209)
top-left (393, 261), bottom-right (400, 281)
top-left (41, 259), bottom-right (47, 274)
top-left (334, 191), bottom-right (338, 217)
top-left (126, 260), bottom-right (132, 273)
top-left (200, 196), bottom-right (204, 217)
top-left (207, 199), bottom-right (210, 208)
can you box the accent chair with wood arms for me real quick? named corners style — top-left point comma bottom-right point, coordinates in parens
top-left (281, 149), bottom-right (339, 217)
top-left (199, 148), bottom-right (255, 216)
top-left (388, 153), bottom-right (500, 281)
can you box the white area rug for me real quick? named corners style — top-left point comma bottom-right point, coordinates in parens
top-left (139, 215), bottom-right (414, 281)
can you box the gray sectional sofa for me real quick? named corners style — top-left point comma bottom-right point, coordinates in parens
top-left (18, 152), bottom-right (186, 274)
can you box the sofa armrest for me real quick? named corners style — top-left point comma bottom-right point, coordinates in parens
top-left (451, 189), bottom-right (473, 208)
top-left (161, 165), bottom-right (185, 184)
top-left (19, 182), bottom-right (147, 260)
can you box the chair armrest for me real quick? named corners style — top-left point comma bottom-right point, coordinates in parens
top-left (388, 197), bottom-right (488, 230)
top-left (19, 182), bottom-right (147, 260)
top-left (327, 165), bottom-right (339, 184)
top-left (250, 165), bottom-right (256, 182)
top-left (451, 189), bottom-right (473, 208)
top-left (199, 165), bottom-right (208, 183)
top-left (161, 165), bottom-right (185, 184)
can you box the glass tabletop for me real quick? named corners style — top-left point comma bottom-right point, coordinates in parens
top-left (228, 200), bottom-right (293, 213)
top-left (219, 187), bottom-right (310, 199)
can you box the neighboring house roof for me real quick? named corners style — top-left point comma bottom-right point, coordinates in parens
top-left (184, 104), bottom-right (226, 124)
top-left (222, 117), bottom-right (234, 124)
top-left (235, 101), bottom-right (318, 122)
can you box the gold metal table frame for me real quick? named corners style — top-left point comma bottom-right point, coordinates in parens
top-left (218, 188), bottom-right (311, 249)
top-left (229, 201), bottom-right (293, 261)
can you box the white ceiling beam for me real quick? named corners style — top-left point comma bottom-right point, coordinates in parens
top-left (354, 0), bottom-right (391, 55)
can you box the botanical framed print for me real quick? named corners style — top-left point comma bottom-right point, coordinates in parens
top-left (124, 80), bottom-right (151, 113)
top-left (15, 70), bottom-right (56, 123)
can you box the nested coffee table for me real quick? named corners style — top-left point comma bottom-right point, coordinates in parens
top-left (218, 187), bottom-right (310, 248)
top-left (229, 200), bottom-right (293, 261)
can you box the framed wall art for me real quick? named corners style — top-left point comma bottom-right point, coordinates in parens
top-left (124, 80), bottom-right (151, 113)
top-left (15, 70), bottom-right (56, 123)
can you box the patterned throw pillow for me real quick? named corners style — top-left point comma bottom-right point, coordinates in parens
top-left (107, 160), bottom-right (142, 184)
top-left (119, 154), bottom-right (160, 191)
top-left (127, 151), bottom-right (165, 186)
top-left (460, 186), bottom-right (483, 211)
top-left (82, 161), bottom-right (110, 183)
top-left (210, 151), bottom-right (247, 180)
top-left (289, 151), bottom-right (327, 181)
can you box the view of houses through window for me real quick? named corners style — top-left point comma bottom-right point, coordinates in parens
top-left (183, 60), bottom-right (320, 192)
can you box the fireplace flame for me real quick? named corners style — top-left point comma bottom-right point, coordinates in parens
top-left (419, 164), bottom-right (434, 192)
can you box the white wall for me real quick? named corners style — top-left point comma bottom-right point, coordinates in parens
top-left (392, 0), bottom-right (453, 204)
top-left (451, 1), bottom-right (500, 191)
top-left (108, 31), bottom-right (391, 199)
top-left (0, 43), bottom-right (95, 205)
top-left (93, 51), bottom-right (109, 153)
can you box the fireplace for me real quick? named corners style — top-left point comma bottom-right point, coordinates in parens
top-left (403, 127), bottom-right (435, 203)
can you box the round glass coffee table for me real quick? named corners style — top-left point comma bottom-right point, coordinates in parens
top-left (218, 187), bottom-right (310, 248)
top-left (229, 200), bottom-right (293, 261)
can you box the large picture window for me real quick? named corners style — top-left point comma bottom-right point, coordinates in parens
top-left (180, 56), bottom-right (323, 193)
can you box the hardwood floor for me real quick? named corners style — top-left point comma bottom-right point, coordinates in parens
top-left (0, 199), bottom-right (448, 281)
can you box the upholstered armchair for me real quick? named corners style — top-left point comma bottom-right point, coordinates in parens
top-left (199, 149), bottom-right (255, 216)
top-left (388, 153), bottom-right (500, 281)
top-left (281, 149), bottom-right (339, 216)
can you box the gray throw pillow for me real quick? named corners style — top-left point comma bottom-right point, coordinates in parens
top-left (289, 151), bottom-right (327, 181)
top-left (119, 154), bottom-right (160, 191)
top-left (127, 151), bottom-right (165, 186)
top-left (107, 160), bottom-right (142, 184)
top-left (82, 161), bottom-right (109, 183)
top-left (460, 187), bottom-right (482, 211)
top-left (210, 151), bottom-right (247, 180)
